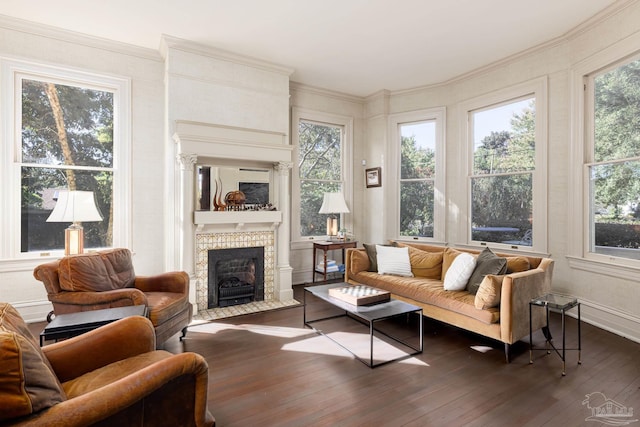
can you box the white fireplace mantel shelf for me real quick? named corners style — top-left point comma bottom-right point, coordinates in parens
top-left (194, 210), bottom-right (282, 230)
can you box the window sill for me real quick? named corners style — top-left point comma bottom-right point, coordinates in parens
top-left (566, 255), bottom-right (640, 281)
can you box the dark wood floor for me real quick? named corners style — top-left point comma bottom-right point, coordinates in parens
top-left (33, 285), bottom-right (640, 426)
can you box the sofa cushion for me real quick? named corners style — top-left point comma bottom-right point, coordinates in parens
top-left (466, 247), bottom-right (508, 295)
top-left (443, 252), bottom-right (476, 291)
top-left (376, 245), bottom-right (413, 277)
top-left (475, 275), bottom-right (504, 309)
top-left (0, 303), bottom-right (66, 421)
top-left (58, 248), bottom-right (135, 292)
top-left (408, 247), bottom-right (443, 280)
top-left (505, 256), bottom-right (530, 273)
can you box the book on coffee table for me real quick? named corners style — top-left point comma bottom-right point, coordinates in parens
top-left (328, 285), bottom-right (391, 306)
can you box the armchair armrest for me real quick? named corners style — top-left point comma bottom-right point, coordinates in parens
top-left (135, 271), bottom-right (189, 294)
top-left (16, 352), bottom-right (214, 427)
top-left (48, 288), bottom-right (148, 308)
top-left (43, 316), bottom-right (156, 383)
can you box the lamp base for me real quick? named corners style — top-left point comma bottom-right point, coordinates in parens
top-left (65, 224), bottom-right (84, 256)
top-left (326, 217), bottom-right (338, 237)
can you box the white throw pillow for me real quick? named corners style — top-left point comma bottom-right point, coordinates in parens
top-left (376, 245), bottom-right (413, 277)
top-left (443, 252), bottom-right (477, 291)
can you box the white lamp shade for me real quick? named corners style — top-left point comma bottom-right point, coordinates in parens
top-left (318, 192), bottom-right (350, 214)
top-left (47, 191), bottom-right (103, 223)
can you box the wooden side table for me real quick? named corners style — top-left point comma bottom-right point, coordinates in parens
top-left (312, 240), bottom-right (357, 282)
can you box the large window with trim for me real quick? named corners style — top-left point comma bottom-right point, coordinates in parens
top-left (292, 108), bottom-right (352, 241)
top-left (1, 59), bottom-right (130, 258)
top-left (390, 108), bottom-right (445, 242)
top-left (462, 79), bottom-right (547, 251)
top-left (586, 55), bottom-right (640, 260)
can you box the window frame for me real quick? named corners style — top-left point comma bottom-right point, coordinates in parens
top-left (0, 58), bottom-right (131, 261)
top-left (388, 108), bottom-right (446, 243)
top-left (291, 107), bottom-right (353, 244)
top-left (570, 46), bottom-right (640, 272)
top-left (458, 78), bottom-right (548, 253)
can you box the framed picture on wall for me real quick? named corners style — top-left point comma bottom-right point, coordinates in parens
top-left (365, 167), bottom-right (381, 188)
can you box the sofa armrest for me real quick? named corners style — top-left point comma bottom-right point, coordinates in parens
top-left (499, 258), bottom-right (554, 344)
top-left (15, 352), bottom-right (214, 427)
top-left (43, 316), bottom-right (156, 383)
top-left (135, 271), bottom-right (189, 294)
top-left (47, 288), bottom-right (148, 308)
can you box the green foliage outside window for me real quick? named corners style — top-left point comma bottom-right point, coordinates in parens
top-left (298, 121), bottom-right (343, 236)
top-left (20, 79), bottom-right (114, 252)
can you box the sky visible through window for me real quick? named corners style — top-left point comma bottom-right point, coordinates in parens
top-left (473, 99), bottom-right (531, 147)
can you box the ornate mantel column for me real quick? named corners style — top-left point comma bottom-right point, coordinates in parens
top-left (177, 153), bottom-right (198, 310)
top-left (274, 161), bottom-right (293, 301)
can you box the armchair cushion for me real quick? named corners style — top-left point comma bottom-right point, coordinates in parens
top-left (0, 303), bottom-right (66, 421)
top-left (58, 249), bottom-right (135, 292)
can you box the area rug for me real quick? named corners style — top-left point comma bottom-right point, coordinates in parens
top-left (192, 299), bottom-right (300, 322)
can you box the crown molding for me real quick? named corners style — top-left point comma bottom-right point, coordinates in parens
top-left (0, 14), bottom-right (162, 62)
top-left (289, 81), bottom-right (364, 105)
top-left (160, 34), bottom-right (294, 77)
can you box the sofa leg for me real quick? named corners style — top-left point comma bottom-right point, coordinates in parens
top-left (504, 343), bottom-right (511, 363)
top-left (179, 326), bottom-right (188, 341)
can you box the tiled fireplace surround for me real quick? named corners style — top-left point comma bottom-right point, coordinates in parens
top-left (173, 121), bottom-right (295, 318)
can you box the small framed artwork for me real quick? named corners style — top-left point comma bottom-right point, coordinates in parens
top-left (365, 167), bottom-right (382, 188)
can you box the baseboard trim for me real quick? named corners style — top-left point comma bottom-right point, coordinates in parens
top-left (564, 298), bottom-right (640, 344)
top-left (11, 300), bottom-right (52, 324)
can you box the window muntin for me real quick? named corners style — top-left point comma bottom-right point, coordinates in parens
top-left (588, 57), bottom-right (640, 260)
top-left (399, 121), bottom-right (436, 237)
top-left (470, 97), bottom-right (535, 246)
top-left (297, 120), bottom-right (344, 237)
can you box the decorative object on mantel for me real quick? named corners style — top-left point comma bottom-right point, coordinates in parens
top-left (213, 178), bottom-right (226, 211)
top-left (366, 167), bottom-right (382, 188)
top-left (319, 192), bottom-right (350, 237)
top-left (225, 190), bottom-right (246, 208)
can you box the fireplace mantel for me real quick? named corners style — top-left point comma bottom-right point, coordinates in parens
top-left (194, 210), bottom-right (282, 230)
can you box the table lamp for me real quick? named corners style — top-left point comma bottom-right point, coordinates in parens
top-left (47, 190), bottom-right (103, 255)
top-left (318, 192), bottom-right (349, 238)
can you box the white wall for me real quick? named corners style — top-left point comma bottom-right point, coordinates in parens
top-left (0, 17), bottom-right (166, 321)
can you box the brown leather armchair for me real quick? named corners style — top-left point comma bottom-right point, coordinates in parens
top-left (33, 248), bottom-right (192, 346)
top-left (0, 302), bottom-right (215, 426)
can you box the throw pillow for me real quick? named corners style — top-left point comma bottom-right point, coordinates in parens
top-left (441, 247), bottom-right (463, 278)
top-left (443, 252), bottom-right (476, 291)
top-left (0, 303), bottom-right (66, 421)
top-left (474, 275), bottom-right (505, 309)
top-left (408, 247), bottom-right (443, 279)
top-left (375, 245), bottom-right (413, 277)
top-left (505, 256), bottom-right (530, 273)
top-left (363, 243), bottom-right (390, 272)
top-left (466, 247), bottom-right (508, 295)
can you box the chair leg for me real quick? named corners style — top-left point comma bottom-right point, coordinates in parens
top-left (179, 326), bottom-right (188, 341)
top-left (504, 343), bottom-right (511, 363)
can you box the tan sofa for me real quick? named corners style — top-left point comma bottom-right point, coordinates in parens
top-left (344, 242), bottom-right (554, 362)
top-left (0, 302), bottom-right (215, 426)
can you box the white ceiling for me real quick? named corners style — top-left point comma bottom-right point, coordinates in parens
top-left (0, 0), bottom-right (621, 96)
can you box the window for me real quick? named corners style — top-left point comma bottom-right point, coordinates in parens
top-left (291, 108), bottom-right (352, 241)
top-left (389, 108), bottom-right (445, 242)
top-left (461, 78), bottom-right (547, 251)
top-left (1, 59), bottom-right (130, 258)
top-left (586, 55), bottom-right (640, 261)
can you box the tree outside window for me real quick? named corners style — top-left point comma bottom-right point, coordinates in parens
top-left (470, 98), bottom-right (535, 245)
top-left (400, 121), bottom-right (436, 237)
top-left (589, 57), bottom-right (640, 259)
top-left (20, 78), bottom-right (114, 253)
top-left (297, 120), bottom-right (344, 237)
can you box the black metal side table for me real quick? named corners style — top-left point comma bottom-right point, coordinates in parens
top-left (529, 293), bottom-right (581, 376)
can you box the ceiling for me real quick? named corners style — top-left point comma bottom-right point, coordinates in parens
top-left (0, 0), bottom-right (622, 97)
